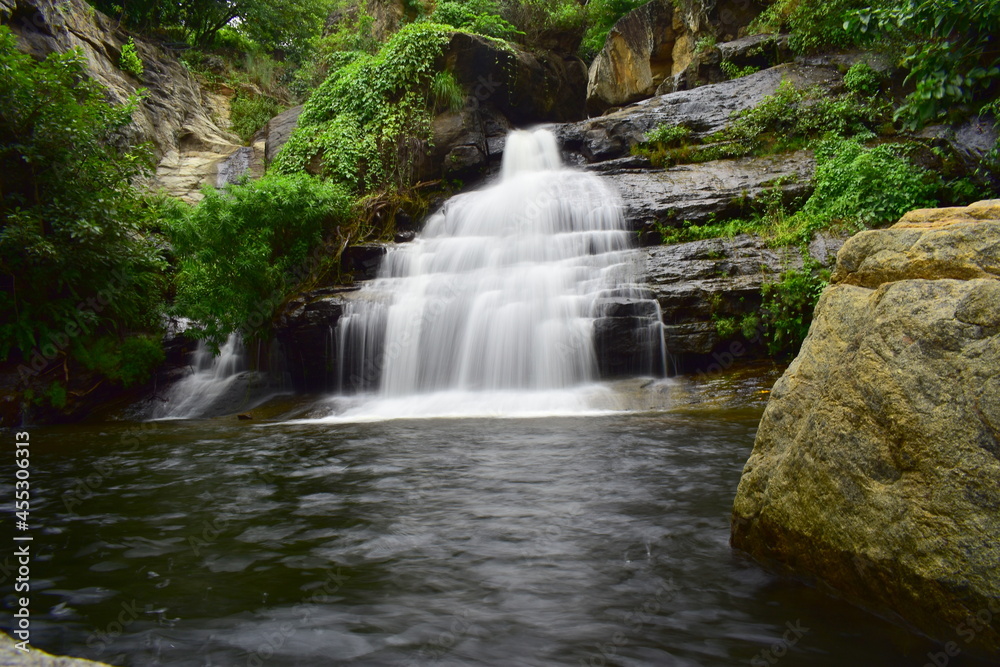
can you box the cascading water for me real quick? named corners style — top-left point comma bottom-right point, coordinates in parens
top-left (152, 334), bottom-right (246, 419)
top-left (323, 129), bottom-right (665, 420)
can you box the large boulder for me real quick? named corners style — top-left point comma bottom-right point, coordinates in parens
top-left (586, 0), bottom-right (707, 115)
top-left (1, 0), bottom-right (242, 202)
top-left (732, 200), bottom-right (1000, 655)
top-left (585, 0), bottom-right (771, 115)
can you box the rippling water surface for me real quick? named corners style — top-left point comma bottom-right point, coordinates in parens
top-left (1, 410), bottom-right (987, 666)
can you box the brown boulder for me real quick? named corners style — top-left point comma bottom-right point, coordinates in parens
top-left (732, 200), bottom-right (1000, 655)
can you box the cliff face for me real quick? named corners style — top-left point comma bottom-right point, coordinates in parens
top-left (0, 0), bottom-right (243, 201)
top-left (731, 200), bottom-right (1000, 655)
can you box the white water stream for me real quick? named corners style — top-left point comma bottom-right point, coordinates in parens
top-left (319, 129), bottom-right (665, 420)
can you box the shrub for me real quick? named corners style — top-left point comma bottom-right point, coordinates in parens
top-left (843, 61), bottom-right (881, 96)
top-left (428, 1), bottom-right (522, 40)
top-left (431, 70), bottom-right (466, 113)
top-left (168, 174), bottom-right (353, 346)
top-left (720, 60), bottom-right (759, 80)
top-left (760, 254), bottom-right (830, 355)
top-left (803, 137), bottom-right (940, 227)
top-left (119, 37), bottom-right (143, 77)
top-left (580, 0), bottom-right (647, 59)
top-left (73, 334), bottom-right (165, 387)
top-left (230, 92), bottom-right (283, 143)
top-left (847, 0), bottom-right (1000, 129)
top-left (274, 22), bottom-right (454, 192)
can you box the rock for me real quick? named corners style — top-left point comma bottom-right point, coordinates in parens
top-left (561, 63), bottom-right (841, 162)
top-left (731, 200), bottom-right (1000, 655)
top-left (446, 32), bottom-right (588, 125)
top-left (591, 289), bottom-right (666, 377)
top-left (918, 116), bottom-right (999, 186)
top-left (341, 244), bottom-right (389, 281)
top-left (0, 631), bottom-right (114, 665)
top-left (832, 200), bottom-right (1000, 288)
top-left (261, 105), bottom-right (304, 166)
top-left (275, 287), bottom-right (359, 392)
top-left (605, 150), bottom-right (815, 231)
top-left (643, 234), bottom-right (844, 365)
top-left (2, 0), bottom-right (243, 202)
top-left (586, 0), bottom-right (707, 116)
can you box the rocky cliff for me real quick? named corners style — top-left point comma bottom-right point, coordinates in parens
top-left (731, 200), bottom-right (1000, 655)
top-left (0, 0), bottom-right (245, 201)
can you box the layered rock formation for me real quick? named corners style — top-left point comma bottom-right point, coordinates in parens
top-left (0, 0), bottom-right (242, 201)
top-left (732, 200), bottom-right (1000, 655)
top-left (645, 233), bottom-right (843, 363)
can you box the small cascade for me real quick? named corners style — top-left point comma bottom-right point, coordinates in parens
top-left (217, 147), bottom-right (253, 187)
top-left (152, 334), bottom-right (247, 419)
top-left (321, 128), bottom-right (665, 420)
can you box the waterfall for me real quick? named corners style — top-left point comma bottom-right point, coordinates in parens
top-left (152, 334), bottom-right (247, 419)
top-left (323, 129), bottom-right (665, 420)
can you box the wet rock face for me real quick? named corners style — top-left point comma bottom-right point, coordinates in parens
top-left (643, 234), bottom-right (844, 364)
top-left (732, 200), bottom-right (1000, 656)
top-left (275, 287), bottom-right (358, 393)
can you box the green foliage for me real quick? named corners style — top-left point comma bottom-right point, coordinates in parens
top-left (168, 174), bottom-right (352, 346)
top-left (713, 80), bottom-right (892, 159)
top-left (274, 22), bottom-right (453, 192)
top-left (0, 27), bottom-right (165, 363)
top-left (640, 80), bottom-right (893, 168)
top-left (43, 382), bottom-right (67, 409)
top-left (803, 137), bottom-right (940, 227)
top-left (645, 123), bottom-right (692, 147)
top-left (431, 71), bottom-right (466, 113)
top-left (634, 123), bottom-right (694, 166)
top-left (759, 253), bottom-right (830, 355)
top-left (750, 0), bottom-right (871, 53)
top-left (695, 35), bottom-right (717, 55)
top-left (119, 38), bottom-right (143, 77)
top-left (752, 0), bottom-right (999, 131)
top-left (580, 0), bottom-right (647, 59)
top-left (89, 0), bottom-right (333, 55)
top-left (720, 60), bottom-right (759, 80)
top-left (73, 334), bottom-right (165, 387)
top-left (843, 61), bottom-right (882, 96)
top-left (428, 1), bottom-right (523, 40)
top-left (230, 92), bottom-right (283, 143)
top-left (847, 0), bottom-right (1000, 130)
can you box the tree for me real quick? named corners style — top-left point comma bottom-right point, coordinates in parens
top-left (0, 26), bottom-right (164, 364)
top-left (88, 0), bottom-right (333, 51)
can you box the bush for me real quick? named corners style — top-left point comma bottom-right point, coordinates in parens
top-left (803, 137), bottom-right (940, 227)
top-left (168, 174), bottom-right (353, 346)
top-left (848, 0), bottom-right (1000, 129)
top-left (73, 334), bottom-right (165, 387)
top-left (750, 0), bottom-right (871, 53)
top-left (843, 61), bottom-right (881, 96)
top-left (274, 22), bottom-right (454, 192)
top-left (119, 38), bottom-right (143, 77)
top-left (230, 92), bottom-right (283, 143)
top-left (580, 0), bottom-right (647, 59)
top-left (427, 1), bottom-right (522, 40)
top-left (760, 254), bottom-right (830, 355)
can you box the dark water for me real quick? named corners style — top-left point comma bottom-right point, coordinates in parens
top-left (0, 411), bottom-right (990, 666)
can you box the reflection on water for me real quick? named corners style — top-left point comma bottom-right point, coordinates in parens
top-left (0, 410), bottom-right (988, 666)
